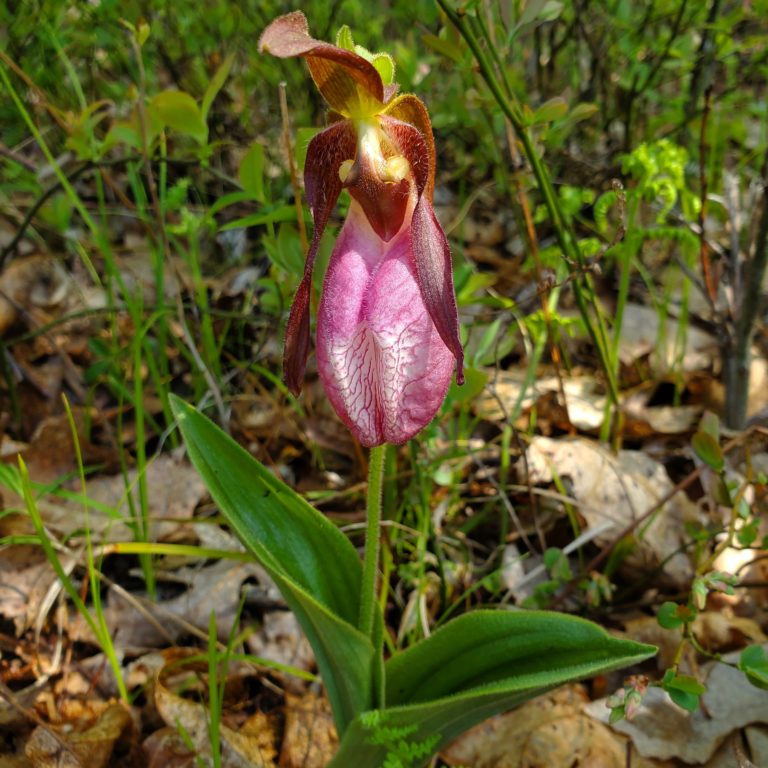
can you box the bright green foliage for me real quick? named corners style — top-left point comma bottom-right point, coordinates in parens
top-left (173, 398), bottom-right (656, 766)
top-left (739, 646), bottom-right (768, 690)
top-left (660, 669), bottom-right (706, 712)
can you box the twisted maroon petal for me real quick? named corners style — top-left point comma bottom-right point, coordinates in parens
top-left (379, 116), bottom-right (430, 196)
top-left (258, 12), bottom-right (383, 114)
top-left (382, 94), bottom-right (436, 201)
top-left (410, 196), bottom-right (465, 385)
top-left (283, 120), bottom-right (356, 396)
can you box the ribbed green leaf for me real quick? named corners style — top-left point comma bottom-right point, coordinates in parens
top-left (170, 396), bottom-right (375, 732)
top-left (330, 610), bottom-right (656, 767)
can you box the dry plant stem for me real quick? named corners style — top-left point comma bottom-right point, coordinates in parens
top-left (0, 139), bottom-right (36, 172)
top-left (437, 0), bottom-right (619, 409)
top-left (482, 9), bottom-right (571, 428)
top-left (359, 444), bottom-right (386, 642)
top-left (127, 30), bottom-right (228, 429)
top-left (698, 86), bottom-right (718, 307)
top-left (129, 34), bottom-right (171, 263)
top-left (724, 141), bottom-right (768, 429)
top-left (279, 82), bottom-right (309, 254)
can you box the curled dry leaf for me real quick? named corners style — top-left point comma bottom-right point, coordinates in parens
top-left (523, 436), bottom-right (702, 586)
top-left (476, 369), bottom-right (606, 430)
top-left (0, 255), bottom-right (71, 336)
top-left (615, 302), bottom-right (717, 373)
top-left (24, 702), bottom-right (133, 768)
top-left (152, 648), bottom-right (277, 768)
top-left (246, 611), bottom-right (315, 687)
top-left (279, 692), bottom-right (337, 768)
top-left (0, 545), bottom-right (70, 633)
top-left (70, 560), bottom-right (264, 648)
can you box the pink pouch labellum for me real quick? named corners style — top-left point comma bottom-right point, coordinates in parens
top-left (317, 204), bottom-right (454, 446)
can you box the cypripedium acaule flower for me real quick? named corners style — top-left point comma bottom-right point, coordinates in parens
top-left (259, 12), bottom-right (464, 447)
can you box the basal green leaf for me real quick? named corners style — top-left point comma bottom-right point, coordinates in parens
top-left (385, 611), bottom-right (655, 706)
top-left (331, 610), bottom-right (655, 767)
top-left (170, 396), bottom-right (375, 731)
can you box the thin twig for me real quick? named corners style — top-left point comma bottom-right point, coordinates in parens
top-left (0, 140), bottom-right (37, 173)
top-left (698, 85), bottom-right (718, 307)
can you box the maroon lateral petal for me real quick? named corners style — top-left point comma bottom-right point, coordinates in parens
top-left (378, 116), bottom-right (463, 381)
top-left (258, 12), bottom-right (384, 112)
top-left (410, 196), bottom-right (465, 384)
top-left (283, 121), bottom-right (357, 396)
top-left (378, 116), bottom-right (431, 198)
top-left (382, 95), bottom-right (436, 201)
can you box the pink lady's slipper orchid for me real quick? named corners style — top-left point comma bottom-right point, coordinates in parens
top-left (259, 12), bottom-right (463, 447)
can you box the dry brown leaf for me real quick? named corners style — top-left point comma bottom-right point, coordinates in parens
top-left (70, 560), bottom-right (263, 648)
top-left (154, 649), bottom-right (276, 768)
top-left (14, 407), bottom-right (117, 486)
top-left (621, 615), bottom-right (687, 670)
top-left (476, 369), bottom-right (607, 430)
top-left (142, 727), bottom-right (197, 767)
top-left (441, 685), bottom-right (673, 767)
top-left (0, 545), bottom-right (63, 632)
top-left (524, 436), bottom-right (702, 585)
top-left (279, 692), bottom-right (337, 768)
top-left (616, 302), bottom-right (717, 372)
top-left (585, 648), bottom-right (768, 764)
top-left (42, 453), bottom-right (207, 542)
top-left (246, 611), bottom-right (315, 684)
top-left (114, 239), bottom-right (190, 302)
top-left (0, 256), bottom-right (71, 336)
top-left (0, 756), bottom-right (33, 767)
top-left (24, 702), bottom-right (132, 768)
top-left (693, 611), bottom-right (767, 652)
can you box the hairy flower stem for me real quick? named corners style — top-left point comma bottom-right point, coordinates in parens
top-left (436, 0), bottom-right (619, 412)
top-left (359, 445), bottom-right (386, 643)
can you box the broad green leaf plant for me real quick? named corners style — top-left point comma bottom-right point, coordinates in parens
top-left (171, 13), bottom-right (656, 767)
